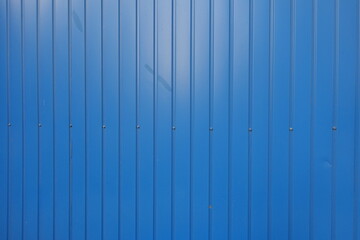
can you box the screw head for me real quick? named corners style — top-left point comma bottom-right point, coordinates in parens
top-left (332, 126), bottom-right (337, 131)
top-left (7, 123), bottom-right (11, 127)
top-left (209, 127), bottom-right (214, 131)
top-left (248, 128), bottom-right (252, 132)
top-left (136, 124), bottom-right (140, 129)
top-left (38, 123), bottom-right (42, 127)
top-left (102, 125), bottom-right (106, 129)
top-left (208, 205), bottom-right (213, 209)
top-left (289, 127), bottom-right (294, 132)
top-left (172, 126), bottom-right (176, 130)
top-left (69, 123), bottom-right (73, 128)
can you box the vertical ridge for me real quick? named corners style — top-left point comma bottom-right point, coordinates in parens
top-left (36, 0), bottom-right (40, 237)
top-left (331, 0), bottom-right (339, 239)
top-left (208, 0), bottom-right (214, 238)
top-left (52, 0), bottom-right (56, 236)
top-left (21, 0), bottom-right (25, 237)
top-left (68, 0), bottom-right (73, 237)
top-left (153, 0), bottom-right (158, 237)
top-left (117, 0), bottom-right (121, 238)
top-left (170, 0), bottom-right (176, 238)
top-left (309, 0), bottom-right (317, 238)
top-left (6, 0), bottom-right (10, 237)
top-left (288, 0), bottom-right (296, 238)
top-left (100, 0), bottom-right (104, 237)
top-left (189, 0), bottom-right (194, 238)
top-left (84, 0), bottom-right (87, 236)
top-left (268, 0), bottom-right (274, 238)
top-left (248, 0), bottom-right (253, 239)
top-left (135, 0), bottom-right (139, 237)
top-left (228, 0), bottom-right (233, 238)
top-left (354, 2), bottom-right (360, 239)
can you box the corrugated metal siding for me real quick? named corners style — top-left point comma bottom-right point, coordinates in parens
top-left (0, 0), bottom-right (359, 239)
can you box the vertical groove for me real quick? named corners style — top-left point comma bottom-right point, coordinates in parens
top-left (228, 0), bottom-right (233, 238)
top-left (268, 0), bottom-right (274, 238)
top-left (189, 0), bottom-right (194, 238)
top-left (21, 0), bottom-right (25, 237)
top-left (247, 0), bottom-right (253, 239)
top-left (331, 0), bottom-right (339, 239)
top-left (354, 2), bottom-right (360, 239)
top-left (170, 0), bottom-right (176, 238)
top-left (309, 0), bottom-right (317, 238)
top-left (153, 0), bottom-right (158, 237)
top-left (208, 0), bottom-right (214, 238)
top-left (288, 0), bottom-right (295, 239)
top-left (6, 0), bottom-right (11, 236)
top-left (68, 0), bottom-right (73, 238)
top-left (36, 0), bottom-right (40, 238)
top-left (84, 0), bottom-right (87, 236)
top-left (52, 0), bottom-right (56, 236)
top-left (117, 0), bottom-right (121, 238)
top-left (100, 0), bottom-right (104, 238)
top-left (6, 0), bottom-right (10, 237)
top-left (135, 0), bottom-right (139, 237)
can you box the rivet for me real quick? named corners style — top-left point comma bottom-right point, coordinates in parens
top-left (38, 123), bottom-right (42, 127)
top-left (332, 126), bottom-right (337, 131)
top-left (209, 127), bottom-right (214, 131)
top-left (7, 123), bottom-right (11, 127)
top-left (136, 124), bottom-right (140, 129)
top-left (289, 127), bottom-right (294, 132)
top-left (248, 128), bottom-right (252, 132)
top-left (102, 125), bottom-right (106, 129)
top-left (172, 126), bottom-right (176, 130)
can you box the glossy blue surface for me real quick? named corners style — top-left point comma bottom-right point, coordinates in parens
top-left (0, 0), bottom-right (359, 239)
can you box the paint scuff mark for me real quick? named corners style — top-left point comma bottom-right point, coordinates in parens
top-left (72, 11), bottom-right (83, 32)
top-left (145, 64), bottom-right (171, 92)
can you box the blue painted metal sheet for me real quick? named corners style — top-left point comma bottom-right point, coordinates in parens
top-left (0, 0), bottom-right (359, 239)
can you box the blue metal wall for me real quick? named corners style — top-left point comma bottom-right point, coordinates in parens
top-left (0, 0), bottom-right (359, 239)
